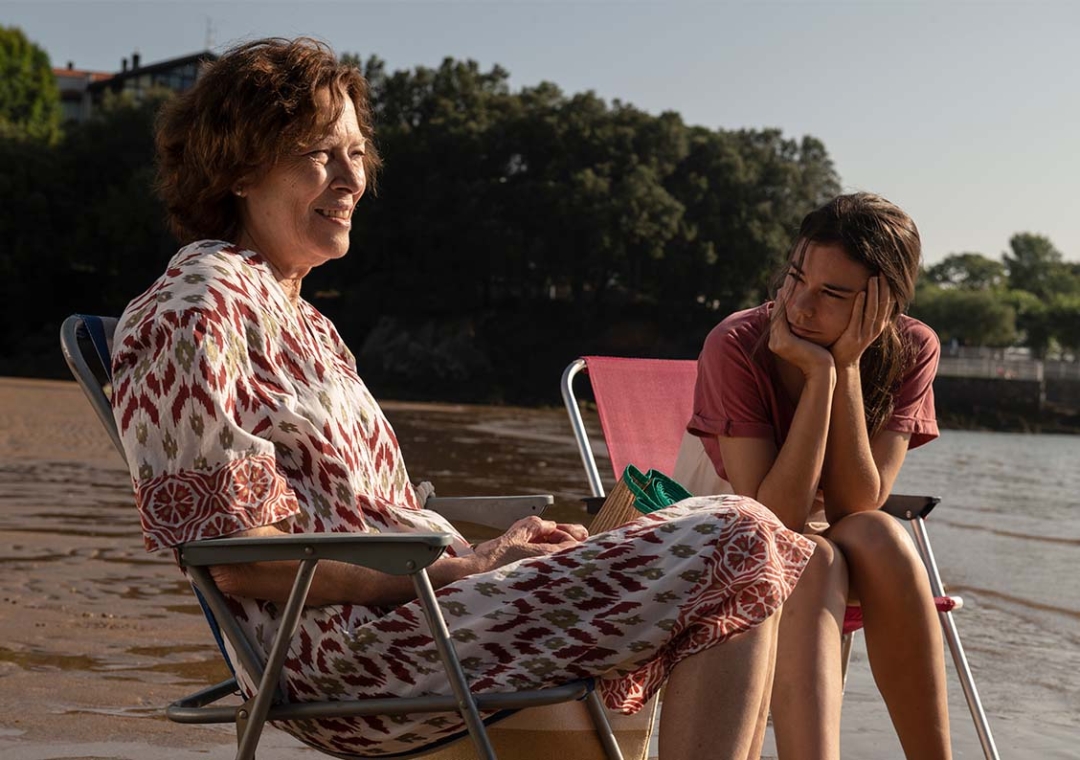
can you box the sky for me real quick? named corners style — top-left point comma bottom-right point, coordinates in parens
top-left (4, 0), bottom-right (1078, 266)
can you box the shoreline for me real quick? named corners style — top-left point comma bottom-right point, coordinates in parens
top-left (4, 371), bottom-right (1079, 436)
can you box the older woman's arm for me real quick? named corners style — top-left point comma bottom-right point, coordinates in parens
top-left (209, 517), bottom-right (587, 608)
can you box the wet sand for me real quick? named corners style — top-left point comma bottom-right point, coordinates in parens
top-left (0, 377), bottom-right (1073, 759)
top-left (0, 378), bottom-right (322, 759)
top-left (0, 378), bottom-right (602, 760)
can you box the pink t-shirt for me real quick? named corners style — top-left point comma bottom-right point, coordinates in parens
top-left (688, 303), bottom-right (940, 482)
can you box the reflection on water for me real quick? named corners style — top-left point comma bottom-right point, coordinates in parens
top-left (0, 648), bottom-right (102, 673)
top-left (388, 403), bottom-right (608, 521)
top-left (0, 644), bottom-right (225, 686)
top-left (2, 397), bottom-right (1078, 755)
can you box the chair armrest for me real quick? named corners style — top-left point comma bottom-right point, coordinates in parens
top-left (425, 495), bottom-right (552, 529)
top-left (178, 533), bottom-right (452, 576)
top-left (881, 494), bottom-right (940, 521)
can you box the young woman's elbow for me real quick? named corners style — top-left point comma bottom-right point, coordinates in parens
top-left (754, 493), bottom-right (808, 533)
top-left (826, 494), bottom-right (881, 524)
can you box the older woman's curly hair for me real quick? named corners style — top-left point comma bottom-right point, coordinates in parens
top-left (155, 37), bottom-right (381, 243)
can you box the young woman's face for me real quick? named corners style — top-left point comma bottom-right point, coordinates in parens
top-left (781, 241), bottom-right (874, 347)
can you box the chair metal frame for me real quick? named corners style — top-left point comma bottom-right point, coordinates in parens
top-left (561, 355), bottom-right (1000, 760)
top-left (59, 314), bottom-right (625, 760)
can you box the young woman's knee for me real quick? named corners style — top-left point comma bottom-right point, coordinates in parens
top-left (829, 510), bottom-right (919, 567)
top-left (798, 535), bottom-right (849, 591)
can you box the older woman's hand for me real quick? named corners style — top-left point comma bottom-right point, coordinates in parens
top-left (471, 516), bottom-right (587, 571)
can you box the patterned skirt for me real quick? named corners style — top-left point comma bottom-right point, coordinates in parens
top-left (233, 495), bottom-right (814, 757)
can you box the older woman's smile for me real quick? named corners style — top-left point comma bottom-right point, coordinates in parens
top-left (315, 205), bottom-right (354, 223)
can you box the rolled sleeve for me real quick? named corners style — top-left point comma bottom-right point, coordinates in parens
top-left (885, 319), bottom-right (941, 450)
top-left (113, 308), bottom-right (299, 551)
top-left (688, 315), bottom-right (776, 443)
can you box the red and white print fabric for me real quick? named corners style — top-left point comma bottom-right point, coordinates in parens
top-left (112, 241), bottom-right (813, 757)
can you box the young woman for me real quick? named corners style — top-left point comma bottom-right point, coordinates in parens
top-left (679, 193), bottom-right (949, 759)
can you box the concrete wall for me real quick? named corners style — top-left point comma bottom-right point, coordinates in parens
top-left (934, 376), bottom-right (1080, 433)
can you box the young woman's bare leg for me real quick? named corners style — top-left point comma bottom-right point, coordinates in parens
top-left (770, 535), bottom-right (849, 760)
top-left (829, 510), bottom-right (952, 760)
top-left (747, 614), bottom-right (780, 760)
top-left (659, 612), bottom-right (780, 760)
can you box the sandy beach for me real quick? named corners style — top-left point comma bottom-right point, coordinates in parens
top-left (1, 377), bottom-right (1075, 759)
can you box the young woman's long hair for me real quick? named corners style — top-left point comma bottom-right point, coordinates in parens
top-left (771, 193), bottom-right (922, 438)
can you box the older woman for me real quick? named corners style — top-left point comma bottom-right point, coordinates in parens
top-left (111, 37), bottom-right (814, 759)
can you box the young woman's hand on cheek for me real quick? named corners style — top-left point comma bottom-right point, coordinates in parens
top-left (769, 278), bottom-right (835, 377)
top-left (830, 274), bottom-right (893, 369)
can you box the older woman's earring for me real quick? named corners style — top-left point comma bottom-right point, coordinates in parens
top-left (233, 187), bottom-right (246, 197)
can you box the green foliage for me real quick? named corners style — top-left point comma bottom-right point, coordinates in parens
top-left (3, 44), bottom-right (1075, 392)
top-left (0, 49), bottom-right (925, 397)
top-left (1003, 233), bottom-right (1079, 299)
top-left (925, 252), bottom-right (1006, 291)
top-left (0, 135), bottom-right (64, 359)
top-left (667, 129), bottom-right (839, 312)
top-left (323, 55), bottom-right (840, 337)
top-left (915, 238), bottom-right (1079, 358)
top-left (911, 283), bottom-right (1017, 347)
top-left (0, 90), bottom-right (173, 374)
top-left (0, 26), bottom-right (61, 144)
top-left (1004, 290), bottom-right (1054, 359)
top-left (1048, 295), bottom-right (1080, 354)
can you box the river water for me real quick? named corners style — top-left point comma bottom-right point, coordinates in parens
top-left (0, 380), bottom-right (1076, 758)
top-left (883, 429), bottom-right (1080, 756)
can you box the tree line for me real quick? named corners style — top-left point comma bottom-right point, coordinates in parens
top-left (914, 239), bottom-right (1080, 358)
top-left (1, 26), bottom-right (1076, 404)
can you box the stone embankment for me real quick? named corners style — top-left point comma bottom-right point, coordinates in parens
top-left (935, 375), bottom-right (1080, 433)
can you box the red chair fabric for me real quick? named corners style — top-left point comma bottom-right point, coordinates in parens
top-left (584, 356), bottom-right (698, 480)
top-left (843, 596), bottom-right (959, 635)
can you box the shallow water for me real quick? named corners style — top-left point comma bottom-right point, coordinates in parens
top-left (0, 380), bottom-right (1077, 758)
top-left (889, 430), bottom-right (1080, 739)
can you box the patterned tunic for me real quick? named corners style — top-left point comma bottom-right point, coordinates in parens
top-left (112, 241), bottom-right (814, 757)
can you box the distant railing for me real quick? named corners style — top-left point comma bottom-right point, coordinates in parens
top-left (1044, 361), bottom-right (1080, 381)
top-left (937, 357), bottom-right (1080, 381)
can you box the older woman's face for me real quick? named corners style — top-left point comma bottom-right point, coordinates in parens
top-left (237, 90), bottom-right (367, 277)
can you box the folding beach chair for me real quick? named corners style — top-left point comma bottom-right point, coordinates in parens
top-left (59, 313), bottom-right (633, 760)
top-left (561, 355), bottom-right (1001, 760)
